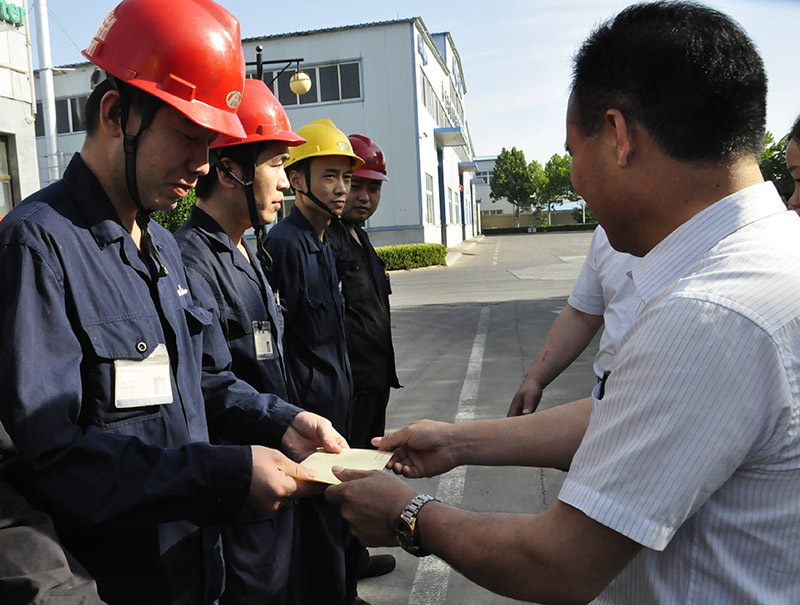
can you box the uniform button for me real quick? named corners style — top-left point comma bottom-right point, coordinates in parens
top-left (136, 341), bottom-right (148, 353)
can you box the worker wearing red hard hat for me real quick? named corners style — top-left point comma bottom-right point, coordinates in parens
top-left (175, 78), bottom-right (308, 604)
top-left (326, 134), bottom-right (401, 584)
top-left (0, 1), bottom-right (345, 602)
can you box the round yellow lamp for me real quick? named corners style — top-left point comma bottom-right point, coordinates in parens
top-left (289, 71), bottom-right (312, 95)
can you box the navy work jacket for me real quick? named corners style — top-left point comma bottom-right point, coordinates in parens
top-left (0, 155), bottom-right (299, 604)
top-left (176, 206), bottom-right (291, 403)
top-left (326, 221), bottom-right (400, 394)
top-left (264, 206), bottom-right (352, 435)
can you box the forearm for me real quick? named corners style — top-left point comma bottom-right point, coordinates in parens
top-left (417, 500), bottom-right (636, 603)
top-left (457, 398), bottom-right (592, 471)
top-left (524, 305), bottom-right (604, 388)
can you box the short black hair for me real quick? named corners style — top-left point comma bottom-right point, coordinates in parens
top-left (85, 76), bottom-right (164, 137)
top-left (571, 1), bottom-right (767, 161)
top-left (790, 115), bottom-right (800, 144)
top-left (194, 142), bottom-right (268, 200)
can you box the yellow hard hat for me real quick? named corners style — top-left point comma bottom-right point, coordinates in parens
top-left (285, 119), bottom-right (365, 171)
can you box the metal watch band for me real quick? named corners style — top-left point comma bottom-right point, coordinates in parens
top-left (397, 493), bottom-right (439, 556)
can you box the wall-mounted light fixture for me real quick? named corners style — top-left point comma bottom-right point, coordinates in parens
top-left (247, 45), bottom-right (312, 96)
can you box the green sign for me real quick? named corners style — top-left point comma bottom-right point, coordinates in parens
top-left (1, 0), bottom-right (26, 27)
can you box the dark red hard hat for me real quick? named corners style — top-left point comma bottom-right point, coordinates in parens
top-left (348, 134), bottom-right (389, 181)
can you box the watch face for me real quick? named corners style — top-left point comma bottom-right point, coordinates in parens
top-left (395, 518), bottom-right (416, 552)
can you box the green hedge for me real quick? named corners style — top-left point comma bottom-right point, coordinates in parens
top-left (376, 243), bottom-right (447, 270)
top-left (152, 190), bottom-right (195, 233)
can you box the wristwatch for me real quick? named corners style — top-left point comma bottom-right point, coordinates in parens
top-left (395, 494), bottom-right (439, 556)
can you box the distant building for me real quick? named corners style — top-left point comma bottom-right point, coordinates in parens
top-left (473, 155), bottom-right (517, 216)
top-left (0, 0), bottom-right (39, 218)
top-left (32, 17), bottom-right (479, 247)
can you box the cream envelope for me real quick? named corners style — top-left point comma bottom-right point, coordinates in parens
top-left (296, 449), bottom-right (393, 485)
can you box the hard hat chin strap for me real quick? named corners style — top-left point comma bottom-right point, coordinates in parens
top-left (108, 75), bottom-right (168, 279)
top-left (211, 154), bottom-right (274, 273)
top-left (296, 161), bottom-right (341, 221)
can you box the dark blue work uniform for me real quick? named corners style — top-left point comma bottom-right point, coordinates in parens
top-left (175, 205), bottom-right (295, 604)
top-left (0, 422), bottom-right (105, 605)
top-left (264, 205), bottom-right (354, 605)
top-left (326, 220), bottom-right (401, 449)
top-left (0, 155), bottom-right (301, 605)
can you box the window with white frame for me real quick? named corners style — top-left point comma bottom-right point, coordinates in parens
top-left (0, 136), bottom-right (13, 217)
top-left (447, 187), bottom-right (454, 224)
top-left (425, 173), bottom-right (435, 224)
top-left (35, 96), bottom-right (89, 136)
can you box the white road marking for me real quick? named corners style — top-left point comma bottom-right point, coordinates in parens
top-left (408, 306), bottom-right (490, 605)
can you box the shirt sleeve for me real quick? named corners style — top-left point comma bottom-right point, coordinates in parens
top-left (0, 241), bottom-right (252, 530)
top-left (559, 294), bottom-right (787, 550)
top-left (184, 265), bottom-right (302, 449)
top-left (568, 227), bottom-right (606, 316)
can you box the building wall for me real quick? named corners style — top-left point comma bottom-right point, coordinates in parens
top-left (33, 66), bottom-right (92, 184)
top-left (243, 21), bottom-right (425, 247)
top-left (32, 18), bottom-right (478, 247)
top-left (0, 0), bottom-right (39, 216)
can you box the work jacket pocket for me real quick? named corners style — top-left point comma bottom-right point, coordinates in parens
top-left (306, 296), bottom-right (337, 346)
top-left (80, 317), bottom-right (166, 432)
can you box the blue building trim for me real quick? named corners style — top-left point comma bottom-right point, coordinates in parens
top-left (410, 22), bottom-right (424, 231)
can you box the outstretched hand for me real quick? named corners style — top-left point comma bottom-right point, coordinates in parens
top-left (248, 445), bottom-right (324, 512)
top-left (282, 411), bottom-right (348, 462)
top-left (325, 467), bottom-right (418, 547)
top-left (374, 419), bottom-right (461, 479)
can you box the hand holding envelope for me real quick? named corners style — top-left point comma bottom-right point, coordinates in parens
top-left (295, 449), bottom-right (394, 484)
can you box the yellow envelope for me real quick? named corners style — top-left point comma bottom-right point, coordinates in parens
top-left (296, 449), bottom-right (393, 484)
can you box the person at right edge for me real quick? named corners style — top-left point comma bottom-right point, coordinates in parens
top-left (325, 134), bottom-right (401, 581)
top-left (327, 2), bottom-right (800, 603)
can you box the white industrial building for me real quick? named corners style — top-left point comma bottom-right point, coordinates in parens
top-left (32, 17), bottom-right (479, 247)
top-left (0, 0), bottom-right (39, 219)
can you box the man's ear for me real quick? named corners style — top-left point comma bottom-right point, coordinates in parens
top-left (604, 109), bottom-right (635, 167)
top-left (288, 168), bottom-right (305, 191)
top-left (216, 157), bottom-right (239, 189)
top-left (98, 90), bottom-right (124, 138)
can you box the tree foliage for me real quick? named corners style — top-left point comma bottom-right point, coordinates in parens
top-left (490, 147), bottom-right (534, 216)
top-left (152, 189), bottom-right (196, 233)
top-left (540, 153), bottom-right (579, 205)
top-left (760, 131), bottom-right (792, 200)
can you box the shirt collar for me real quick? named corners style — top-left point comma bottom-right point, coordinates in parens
top-left (64, 154), bottom-right (128, 249)
top-left (631, 181), bottom-right (785, 303)
top-left (188, 205), bottom-right (262, 273)
top-left (188, 205), bottom-right (236, 253)
top-left (287, 205), bottom-right (326, 252)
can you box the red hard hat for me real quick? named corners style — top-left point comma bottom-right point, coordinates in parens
top-left (82, 0), bottom-right (246, 139)
top-left (348, 134), bottom-right (389, 181)
top-left (211, 79), bottom-right (305, 150)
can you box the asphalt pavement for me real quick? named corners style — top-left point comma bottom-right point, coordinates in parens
top-left (356, 231), bottom-right (599, 605)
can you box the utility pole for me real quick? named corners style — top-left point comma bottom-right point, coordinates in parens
top-left (33, 0), bottom-right (59, 185)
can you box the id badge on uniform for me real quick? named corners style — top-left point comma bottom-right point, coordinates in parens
top-left (114, 343), bottom-right (173, 408)
top-left (253, 320), bottom-right (275, 361)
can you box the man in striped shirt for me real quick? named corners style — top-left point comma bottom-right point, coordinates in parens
top-left (326, 2), bottom-right (800, 603)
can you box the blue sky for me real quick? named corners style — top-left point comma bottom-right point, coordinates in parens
top-left (29, 0), bottom-right (799, 166)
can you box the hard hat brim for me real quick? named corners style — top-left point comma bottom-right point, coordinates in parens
top-left (353, 168), bottom-right (389, 182)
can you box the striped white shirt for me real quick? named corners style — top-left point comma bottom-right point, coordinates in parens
top-left (568, 225), bottom-right (641, 377)
top-left (560, 182), bottom-right (800, 604)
